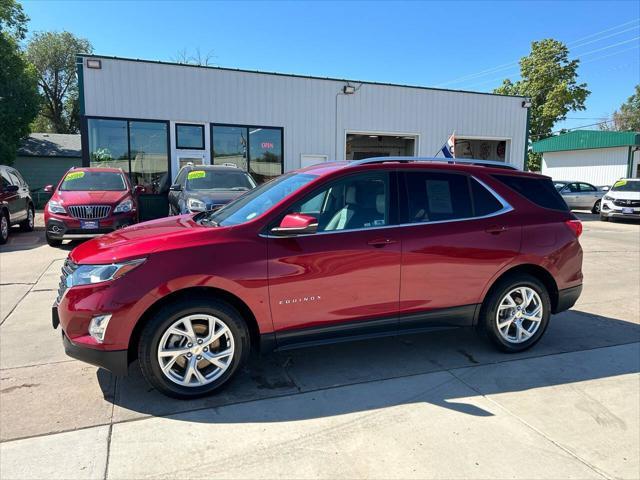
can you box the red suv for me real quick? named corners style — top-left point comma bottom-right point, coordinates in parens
top-left (53, 158), bottom-right (583, 398)
top-left (44, 167), bottom-right (142, 246)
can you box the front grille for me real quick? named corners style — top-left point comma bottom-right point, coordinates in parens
top-left (67, 205), bottom-right (111, 219)
top-left (613, 199), bottom-right (640, 208)
top-left (56, 258), bottom-right (78, 304)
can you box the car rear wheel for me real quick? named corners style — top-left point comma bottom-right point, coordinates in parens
top-left (481, 274), bottom-right (551, 352)
top-left (138, 297), bottom-right (250, 399)
top-left (0, 212), bottom-right (9, 244)
top-left (591, 200), bottom-right (601, 214)
top-left (20, 206), bottom-right (34, 232)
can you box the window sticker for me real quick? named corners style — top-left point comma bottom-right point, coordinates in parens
top-left (187, 170), bottom-right (206, 180)
top-left (614, 180), bottom-right (627, 188)
top-left (425, 180), bottom-right (453, 214)
top-left (65, 171), bottom-right (85, 181)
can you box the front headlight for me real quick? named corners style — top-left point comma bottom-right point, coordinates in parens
top-left (187, 198), bottom-right (206, 212)
top-left (603, 195), bottom-right (614, 201)
top-left (114, 198), bottom-right (133, 213)
top-left (47, 201), bottom-right (66, 214)
top-left (68, 258), bottom-right (146, 287)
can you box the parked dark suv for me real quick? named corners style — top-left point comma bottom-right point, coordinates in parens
top-left (0, 165), bottom-right (35, 244)
top-left (168, 164), bottom-right (256, 215)
top-left (53, 157), bottom-right (583, 399)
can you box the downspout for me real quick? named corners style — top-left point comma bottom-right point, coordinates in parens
top-left (76, 55), bottom-right (89, 168)
top-left (523, 99), bottom-right (531, 170)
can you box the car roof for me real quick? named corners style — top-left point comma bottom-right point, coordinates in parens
top-left (70, 167), bottom-right (124, 173)
top-left (299, 157), bottom-right (544, 179)
top-left (181, 165), bottom-right (246, 171)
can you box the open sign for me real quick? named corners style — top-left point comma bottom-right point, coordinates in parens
top-left (261, 142), bottom-right (274, 149)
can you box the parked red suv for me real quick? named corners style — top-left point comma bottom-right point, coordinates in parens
top-left (44, 167), bottom-right (142, 246)
top-left (53, 158), bottom-right (583, 398)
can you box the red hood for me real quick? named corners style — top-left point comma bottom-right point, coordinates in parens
top-left (70, 215), bottom-right (223, 264)
top-left (56, 190), bottom-right (129, 205)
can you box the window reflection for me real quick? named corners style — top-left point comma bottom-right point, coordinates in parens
top-left (212, 126), bottom-right (247, 170)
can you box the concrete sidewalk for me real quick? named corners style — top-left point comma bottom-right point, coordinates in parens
top-left (0, 212), bottom-right (638, 479)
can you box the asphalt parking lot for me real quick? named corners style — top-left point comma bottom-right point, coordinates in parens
top-left (0, 212), bottom-right (638, 479)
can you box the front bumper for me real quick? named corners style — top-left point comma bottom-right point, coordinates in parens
top-left (62, 332), bottom-right (129, 376)
top-left (600, 201), bottom-right (640, 220)
top-left (554, 284), bottom-right (582, 313)
top-left (46, 213), bottom-right (137, 239)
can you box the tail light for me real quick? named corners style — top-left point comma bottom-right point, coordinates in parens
top-left (565, 219), bottom-right (583, 238)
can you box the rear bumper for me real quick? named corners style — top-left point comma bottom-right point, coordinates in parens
top-left (62, 333), bottom-right (129, 376)
top-left (554, 284), bottom-right (582, 314)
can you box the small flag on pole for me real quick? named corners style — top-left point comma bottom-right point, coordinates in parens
top-left (440, 133), bottom-right (456, 158)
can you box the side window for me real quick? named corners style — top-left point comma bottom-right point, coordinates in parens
top-left (404, 171), bottom-right (472, 223)
top-left (291, 172), bottom-right (389, 232)
top-left (579, 183), bottom-right (596, 192)
top-left (11, 170), bottom-right (26, 187)
top-left (471, 178), bottom-right (504, 216)
top-left (493, 174), bottom-right (569, 211)
top-left (568, 183), bottom-right (580, 193)
top-left (0, 172), bottom-right (10, 189)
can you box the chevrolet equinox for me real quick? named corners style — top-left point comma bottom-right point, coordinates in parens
top-left (53, 158), bottom-right (583, 398)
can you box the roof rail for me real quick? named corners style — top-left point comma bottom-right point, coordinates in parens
top-left (349, 156), bottom-right (519, 170)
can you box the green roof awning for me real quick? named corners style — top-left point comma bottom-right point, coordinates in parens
top-left (532, 130), bottom-right (640, 153)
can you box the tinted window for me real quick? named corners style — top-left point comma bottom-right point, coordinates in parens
top-left (292, 172), bottom-right (389, 232)
top-left (494, 175), bottom-right (569, 211)
top-left (60, 171), bottom-right (126, 191)
top-left (186, 169), bottom-right (255, 191)
top-left (579, 183), bottom-right (597, 192)
top-left (471, 178), bottom-right (503, 216)
top-left (404, 172), bottom-right (472, 222)
top-left (176, 124), bottom-right (204, 150)
top-left (567, 183), bottom-right (579, 193)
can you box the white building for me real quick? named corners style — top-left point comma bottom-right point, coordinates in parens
top-left (77, 54), bottom-right (530, 218)
top-left (534, 130), bottom-right (640, 186)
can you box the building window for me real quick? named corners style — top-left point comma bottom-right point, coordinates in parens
top-left (212, 124), bottom-right (283, 183)
top-left (87, 117), bottom-right (169, 194)
top-left (176, 123), bottom-right (205, 150)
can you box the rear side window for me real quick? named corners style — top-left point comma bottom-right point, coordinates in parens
top-left (471, 178), bottom-right (504, 216)
top-left (493, 175), bottom-right (569, 211)
top-left (403, 172), bottom-right (472, 222)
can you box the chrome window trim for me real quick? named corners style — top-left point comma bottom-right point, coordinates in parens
top-left (260, 175), bottom-right (513, 238)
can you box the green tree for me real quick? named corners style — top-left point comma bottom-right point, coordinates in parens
top-left (604, 85), bottom-right (640, 132)
top-left (0, 0), bottom-right (40, 165)
top-left (494, 39), bottom-right (590, 171)
top-left (26, 31), bottom-right (92, 133)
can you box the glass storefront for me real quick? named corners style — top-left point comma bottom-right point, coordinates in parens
top-left (87, 118), bottom-right (169, 194)
top-left (212, 124), bottom-right (283, 183)
top-left (176, 124), bottom-right (204, 150)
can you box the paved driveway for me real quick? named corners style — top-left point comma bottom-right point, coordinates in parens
top-left (0, 213), bottom-right (638, 479)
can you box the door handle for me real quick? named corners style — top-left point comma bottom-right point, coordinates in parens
top-left (367, 238), bottom-right (398, 248)
top-left (485, 225), bottom-right (508, 235)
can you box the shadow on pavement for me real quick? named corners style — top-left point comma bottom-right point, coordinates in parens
top-left (0, 228), bottom-right (78, 253)
top-left (98, 310), bottom-right (640, 423)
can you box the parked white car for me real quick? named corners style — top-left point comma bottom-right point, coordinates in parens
top-left (600, 178), bottom-right (640, 221)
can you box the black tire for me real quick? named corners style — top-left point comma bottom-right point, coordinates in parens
top-left (591, 200), bottom-right (601, 215)
top-left (46, 233), bottom-right (62, 247)
top-left (480, 273), bottom-right (551, 353)
top-left (138, 296), bottom-right (250, 399)
top-left (0, 211), bottom-right (9, 245)
top-left (19, 205), bottom-right (35, 232)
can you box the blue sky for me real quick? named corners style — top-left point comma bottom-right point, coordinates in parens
top-left (22, 0), bottom-right (640, 131)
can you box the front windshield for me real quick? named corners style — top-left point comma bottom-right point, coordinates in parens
top-left (206, 173), bottom-right (318, 227)
top-left (186, 169), bottom-right (256, 191)
top-left (60, 171), bottom-right (126, 191)
top-left (611, 180), bottom-right (640, 192)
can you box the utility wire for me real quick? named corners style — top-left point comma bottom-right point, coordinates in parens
top-left (435, 20), bottom-right (639, 87)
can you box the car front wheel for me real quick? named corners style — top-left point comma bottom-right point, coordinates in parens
top-left (591, 200), bottom-right (601, 214)
top-left (138, 297), bottom-right (250, 399)
top-left (0, 212), bottom-right (9, 244)
top-left (481, 274), bottom-right (551, 352)
top-left (20, 206), bottom-right (34, 232)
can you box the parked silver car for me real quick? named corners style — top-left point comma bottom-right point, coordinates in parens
top-left (554, 180), bottom-right (605, 214)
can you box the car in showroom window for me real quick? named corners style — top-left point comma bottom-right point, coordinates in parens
top-left (53, 159), bottom-right (583, 399)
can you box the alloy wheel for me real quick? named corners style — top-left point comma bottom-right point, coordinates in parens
top-left (1, 215), bottom-right (8, 241)
top-left (495, 287), bottom-right (543, 344)
top-left (28, 209), bottom-right (34, 229)
top-left (157, 314), bottom-right (235, 387)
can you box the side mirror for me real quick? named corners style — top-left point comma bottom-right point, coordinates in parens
top-left (271, 213), bottom-right (318, 236)
top-left (133, 185), bottom-right (146, 195)
top-left (3, 185), bottom-right (19, 193)
top-left (169, 183), bottom-right (182, 192)
top-left (43, 185), bottom-right (53, 193)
